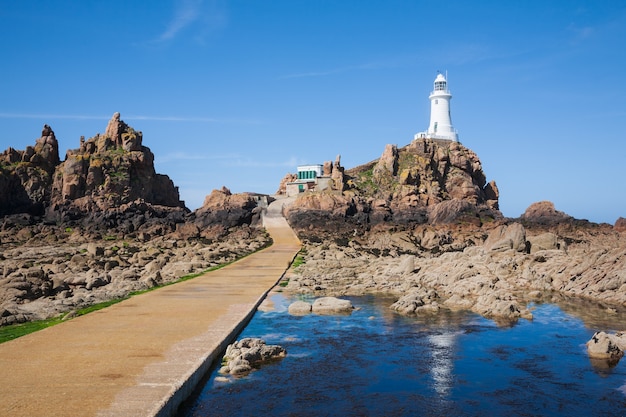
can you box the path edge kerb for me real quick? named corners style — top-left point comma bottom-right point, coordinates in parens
top-left (153, 249), bottom-right (300, 417)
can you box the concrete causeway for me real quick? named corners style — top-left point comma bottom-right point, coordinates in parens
top-left (0, 198), bottom-right (300, 417)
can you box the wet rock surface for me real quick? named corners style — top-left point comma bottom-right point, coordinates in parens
top-left (219, 338), bottom-right (286, 375)
top-left (586, 330), bottom-right (626, 366)
top-left (283, 218), bottom-right (626, 325)
top-left (287, 296), bottom-right (354, 315)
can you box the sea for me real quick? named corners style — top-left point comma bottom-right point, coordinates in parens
top-left (178, 293), bottom-right (626, 417)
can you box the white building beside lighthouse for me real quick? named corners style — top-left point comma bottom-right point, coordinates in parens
top-left (415, 73), bottom-right (459, 142)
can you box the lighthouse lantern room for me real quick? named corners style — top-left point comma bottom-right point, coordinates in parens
top-left (415, 73), bottom-right (459, 142)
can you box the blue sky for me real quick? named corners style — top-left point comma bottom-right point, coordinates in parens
top-left (1, 0), bottom-right (625, 223)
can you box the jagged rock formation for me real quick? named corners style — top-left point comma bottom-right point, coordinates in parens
top-left (0, 113), bottom-right (184, 222)
top-left (284, 138), bottom-right (501, 239)
top-left (48, 112), bottom-right (184, 222)
top-left (0, 125), bottom-right (60, 215)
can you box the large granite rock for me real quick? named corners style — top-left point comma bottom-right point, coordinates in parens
top-left (0, 113), bottom-right (185, 223)
top-left (48, 113), bottom-right (185, 221)
top-left (284, 139), bottom-right (502, 238)
top-left (192, 187), bottom-right (261, 230)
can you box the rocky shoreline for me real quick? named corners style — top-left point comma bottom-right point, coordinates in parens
top-left (281, 215), bottom-right (626, 325)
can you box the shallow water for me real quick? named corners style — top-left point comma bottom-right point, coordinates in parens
top-left (178, 294), bottom-right (626, 417)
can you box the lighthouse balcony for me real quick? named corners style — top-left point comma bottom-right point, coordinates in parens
top-left (414, 131), bottom-right (459, 142)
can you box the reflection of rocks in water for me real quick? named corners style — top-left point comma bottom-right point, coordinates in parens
top-left (538, 292), bottom-right (626, 330)
top-left (588, 357), bottom-right (622, 375)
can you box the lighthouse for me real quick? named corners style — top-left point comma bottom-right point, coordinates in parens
top-left (415, 73), bottom-right (459, 142)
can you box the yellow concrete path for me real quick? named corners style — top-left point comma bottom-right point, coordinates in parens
top-left (0, 199), bottom-right (300, 417)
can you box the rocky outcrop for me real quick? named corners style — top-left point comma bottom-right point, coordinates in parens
top-left (219, 338), bottom-right (286, 375)
top-left (283, 139), bottom-right (501, 239)
top-left (48, 113), bottom-right (184, 222)
top-left (615, 217), bottom-right (626, 233)
top-left (0, 113), bottom-right (184, 222)
top-left (0, 125), bottom-right (60, 215)
top-left (276, 173), bottom-right (297, 195)
top-left (520, 201), bottom-right (573, 225)
top-left (192, 187), bottom-right (262, 231)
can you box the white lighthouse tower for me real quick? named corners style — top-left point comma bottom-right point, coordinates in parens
top-left (415, 72), bottom-right (458, 142)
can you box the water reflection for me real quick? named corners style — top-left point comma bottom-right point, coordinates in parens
top-left (427, 331), bottom-right (461, 396)
top-left (178, 294), bottom-right (626, 417)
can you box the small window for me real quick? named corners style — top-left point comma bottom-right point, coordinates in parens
top-left (435, 99), bottom-right (438, 104)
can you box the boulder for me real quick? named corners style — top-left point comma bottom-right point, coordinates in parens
top-left (219, 338), bottom-right (286, 375)
top-left (311, 296), bottom-right (353, 314)
top-left (484, 223), bottom-right (527, 252)
top-left (390, 288), bottom-right (439, 315)
top-left (586, 331), bottom-right (626, 362)
top-left (288, 300), bottom-right (312, 315)
top-left (527, 232), bottom-right (559, 253)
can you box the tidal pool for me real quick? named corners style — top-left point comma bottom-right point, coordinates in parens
top-left (178, 294), bottom-right (626, 417)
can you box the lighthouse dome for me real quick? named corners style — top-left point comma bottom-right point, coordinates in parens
top-left (433, 73), bottom-right (448, 92)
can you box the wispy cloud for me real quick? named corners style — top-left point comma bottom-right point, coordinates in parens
top-left (149, 0), bottom-right (227, 45)
top-left (125, 114), bottom-right (265, 124)
top-left (0, 112), bottom-right (263, 125)
top-left (158, 0), bottom-right (203, 42)
top-left (0, 113), bottom-right (109, 120)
